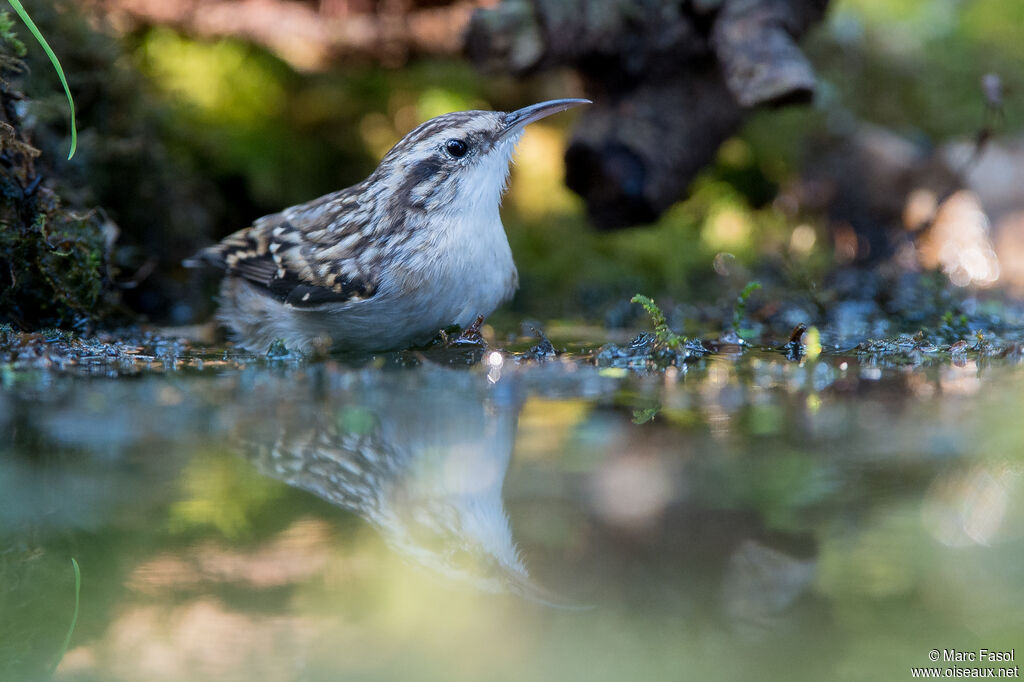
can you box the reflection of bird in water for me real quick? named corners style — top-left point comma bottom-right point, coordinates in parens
top-left (241, 375), bottom-right (565, 604)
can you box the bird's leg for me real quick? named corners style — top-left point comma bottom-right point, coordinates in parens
top-left (450, 315), bottom-right (487, 347)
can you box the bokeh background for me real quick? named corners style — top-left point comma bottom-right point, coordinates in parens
top-left (13, 0), bottom-right (1024, 334)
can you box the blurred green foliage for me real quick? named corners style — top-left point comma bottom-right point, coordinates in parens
top-left (134, 30), bottom-right (489, 213)
top-left (168, 453), bottom-right (285, 539)
top-left (813, 0), bottom-right (1024, 138)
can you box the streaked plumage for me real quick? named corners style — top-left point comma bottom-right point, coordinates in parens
top-left (186, 99), bottom-right (590, 354)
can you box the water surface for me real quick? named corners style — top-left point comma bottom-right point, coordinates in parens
top-left (3, 347), bottom-right (1022, 681)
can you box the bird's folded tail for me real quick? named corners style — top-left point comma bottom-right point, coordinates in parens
top-left (182, 244), bottom-right (227, 269)
top-left (182, 227), bottom-right (255, 269)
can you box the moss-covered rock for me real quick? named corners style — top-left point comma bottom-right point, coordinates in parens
top-left (0, 9), bottom-right (122, 329)
top-left (0, 1), bottom-right (229, 328)
top-left (18, 1), bottom-right (225, 324)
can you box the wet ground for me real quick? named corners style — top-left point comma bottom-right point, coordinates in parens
top-left (2, 327), bottom-right (1023, 681)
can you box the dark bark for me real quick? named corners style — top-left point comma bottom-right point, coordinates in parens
top-left (712, 0), bottom-right (824, 107)
top-left (466, 0), bottom-right (830, 229)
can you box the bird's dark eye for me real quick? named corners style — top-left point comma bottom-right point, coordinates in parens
top-left (445, 138), bottom-right (469, 158)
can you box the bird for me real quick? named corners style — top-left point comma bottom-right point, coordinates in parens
top-left (185, 98), bottom-right (591, 354)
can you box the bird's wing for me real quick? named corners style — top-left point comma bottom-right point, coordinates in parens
top-left (186, 188), bottom-right (382, 308)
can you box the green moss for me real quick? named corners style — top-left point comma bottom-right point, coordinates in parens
top-left (0, 185), bottom-right (118, 327)
top-left (630, 295), bottom-right (685, 350)
top-left (732, 281), bottom-right (762, 339)
top-left (0, 9), bottom-right (122, 329)
top-left (0, 10), bottom-right (26, 57)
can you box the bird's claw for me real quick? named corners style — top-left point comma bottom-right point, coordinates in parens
top-left (450, 315), bottom-right (487, 347)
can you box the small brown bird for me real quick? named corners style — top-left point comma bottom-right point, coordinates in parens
top-left (185, 98), bottom-right (590, 354)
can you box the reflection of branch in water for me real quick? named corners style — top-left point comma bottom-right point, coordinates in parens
top-left (240, 378), bottom-right (567, 604)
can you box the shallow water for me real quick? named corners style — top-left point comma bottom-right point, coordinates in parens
top-left (2, 346), bottom-right (1023, 681)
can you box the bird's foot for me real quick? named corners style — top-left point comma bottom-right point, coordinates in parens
top-left (418, 317), bottom-right (488, 367)
top-left (450, 315), bottom-right (487, 347)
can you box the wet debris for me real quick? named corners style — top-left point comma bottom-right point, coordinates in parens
top-left (852, 330), bottom-right (1020, 364)
top-left (702, 330), bottom-right (747, 355)
top-left (521, 328), bottom-right (559, 361)
top-left (783, 323), bottom-right (809, 361)
top-left (0, 324), bottom-right (248, 376)
top-left (594, 332), bottom-right (709, 371)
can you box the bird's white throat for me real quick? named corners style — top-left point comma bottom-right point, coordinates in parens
top-left (421, 133), bottom-right (521, 325)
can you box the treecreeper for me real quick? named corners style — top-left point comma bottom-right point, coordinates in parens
top-left (185, 99), bottom-right (590, 354)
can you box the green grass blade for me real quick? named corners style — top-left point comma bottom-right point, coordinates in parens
top-left (7, 0), bottom-right (77, 159)
top-left (50, 557), bottom-right (81, 674)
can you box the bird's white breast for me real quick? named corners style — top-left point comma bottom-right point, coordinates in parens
top-left (409, 204), bottom-right (517, 329)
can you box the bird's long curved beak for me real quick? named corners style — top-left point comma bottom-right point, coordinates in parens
top-left (501, 98), bottom-right (591, 138)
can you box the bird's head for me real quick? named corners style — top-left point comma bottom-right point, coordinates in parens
top-left (373, 99), bottom-right (590, 217)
